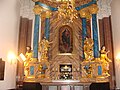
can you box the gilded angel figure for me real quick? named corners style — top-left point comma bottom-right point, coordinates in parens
top-left (39, 37), bottom-right (50, 60)
top-left (100, 46), bottom-right (111, 76)
top-left (84, 37), bottom-right (94, 60)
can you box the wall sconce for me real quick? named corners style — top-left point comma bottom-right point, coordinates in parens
top-left (7, 51), bottom-right (16, 64)
top-left (116, 53), bottom-right (120, 61)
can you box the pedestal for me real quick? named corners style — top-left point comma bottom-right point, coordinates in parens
top-left (40, 82), bottom-right (91, 90)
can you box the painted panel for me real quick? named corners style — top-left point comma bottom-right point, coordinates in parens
top-left (59, 25), bottom-right (73, 53)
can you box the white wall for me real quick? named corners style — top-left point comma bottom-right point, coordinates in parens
top-left (111, 0), bottom-right (120, 89)
top-left (0, 0), bottom-right (20, 89)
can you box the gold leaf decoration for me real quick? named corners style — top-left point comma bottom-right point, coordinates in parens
top-left (33, 5), bottom-right (43, 15)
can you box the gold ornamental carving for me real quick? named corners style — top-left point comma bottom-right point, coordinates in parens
top-left (79, 8), bottom-right (91, 19)
top-left (79, 4), bottom-right (99, 19)
top-left (46, 10), bottom-right (52, 18)
top-left (89, 4), bottom-right (99, 14)
top-left (33, 5), bottom-right (43, 15)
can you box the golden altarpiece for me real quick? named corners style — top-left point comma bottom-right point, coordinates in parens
top-left (21, 0), bottom-right (112, 89)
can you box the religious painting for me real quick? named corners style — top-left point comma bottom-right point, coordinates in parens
top-left (59, 25), bottom-right (73, 53)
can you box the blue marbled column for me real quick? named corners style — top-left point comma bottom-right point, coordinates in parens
top-left (82, 18), bottom-right (87, 59)
top-left (45, 18), bottom-right (50, 40)
top-left (92, 14), bottom-right (99, 58)
top-left (33, 15), bottom-right (40, 58)
top-left (92, 0), bottom-right (97, 1)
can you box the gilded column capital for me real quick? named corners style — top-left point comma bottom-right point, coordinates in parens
top-left (32, 0), bottom-right (39, 2)
top-left (79, 8), bottom-right (91, 19)
top-left (33, 5), bottom-right (43, 15)
top-left (89, 4), bottom-right (99, 14)
top-left (46, 10), bottom-right (52, 18)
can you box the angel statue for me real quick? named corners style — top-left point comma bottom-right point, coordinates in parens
top-left (24, 46), bottom-right (33, 66)
top-left (100, 46), bottom-right (111, 62)
top-left (24, 46), bottom-right (33, 76)
top-left (84, 37), bottom-right (94, 60)
top-left (39, 37), bottom-right (50, 61)
top-left (100, 46), bottom-right (111, 76)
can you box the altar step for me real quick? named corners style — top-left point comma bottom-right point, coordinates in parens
top-left (22, 82), bottom-right (110, 90)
